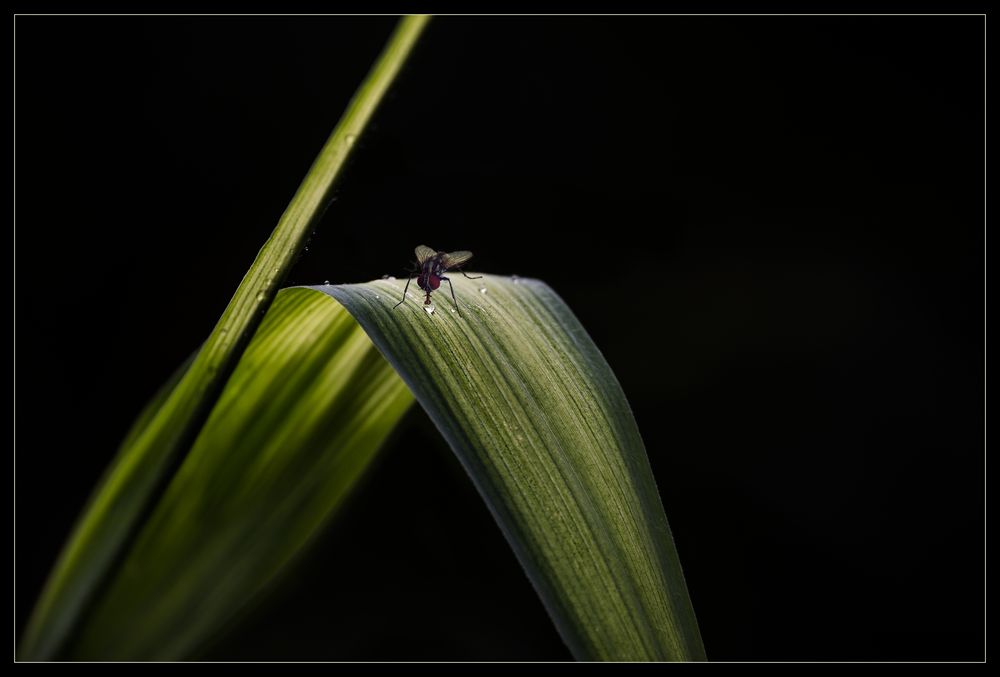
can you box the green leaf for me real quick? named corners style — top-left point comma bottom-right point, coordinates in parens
top-left (322, 273), bottom-right (706, 662)
top-left (21, 15), bottom-right (703, 661)
top-left (30, 271), bottom-right (704, 661)
top-left (18, 15), bottom-right (430, 661)
top-left (67, 288), bottom-right (413, 660)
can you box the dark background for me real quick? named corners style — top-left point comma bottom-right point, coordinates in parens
top-left (16, 15), bottom-right (983, 661)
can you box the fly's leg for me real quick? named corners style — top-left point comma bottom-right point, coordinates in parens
top-left (442, 276), bottom-right (462, 317)
top-left (393, 276), bottom-right (412, 310)
top-left (459, 269), bottom-right (482, 280)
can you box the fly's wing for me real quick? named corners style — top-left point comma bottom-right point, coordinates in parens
top-left (440, 250), bottom-right (473, 269)
top-left (414, 245), bottom-right (437, 264)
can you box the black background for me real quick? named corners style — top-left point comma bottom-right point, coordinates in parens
top-left (16, 14), bottom-right (984, 661)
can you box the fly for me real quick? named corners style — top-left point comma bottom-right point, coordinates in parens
top-left (393, 245), bottom-right (483, 316)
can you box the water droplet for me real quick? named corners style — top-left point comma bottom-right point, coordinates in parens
top-left (324, 280), bottom-right (330, 285)
top-left (381, 274), bottom-right (389, 280)
top-left (304, 246), bottom-right (309, 252)
top-left (511, 274), bottom-right (521, 284)
top-left (345, 134), bottom-right (357, 147)
top-left (375, 294), bottom-right (380, 300)
top-left (256, 291), bottom-right (266, 301)
top-left (450, 307), bottom-right (456, 313)
top-left (479, 287), bottom-right (488, 294)
top-left (387, 275), bottom-right (397, 281)
top-left (424, 305), bottom-right (436, 316)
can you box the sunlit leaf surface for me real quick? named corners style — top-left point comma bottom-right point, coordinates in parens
top-left (323, 274), bottom-right (706, 661)
top-left (68, 288), bottom-right (413, 660)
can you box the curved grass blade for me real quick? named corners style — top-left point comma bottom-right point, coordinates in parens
top-left (321, 274), bottom-right (706, 661)
top-left (18, 16), bottom-right (431, 660)
top-left (67, 288), bottom-right (413, 660)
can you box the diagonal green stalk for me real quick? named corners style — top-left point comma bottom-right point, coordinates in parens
top-left (19, 15), bottom-right (431, 660)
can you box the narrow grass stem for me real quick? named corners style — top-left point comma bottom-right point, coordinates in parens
top-left (19, 16), bottom-right (431, 660)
